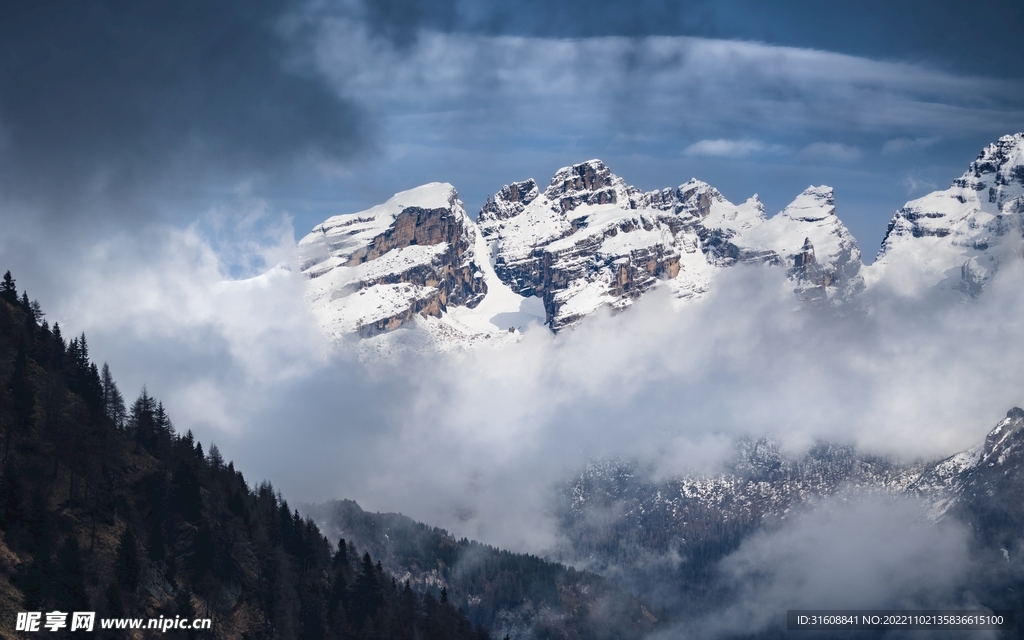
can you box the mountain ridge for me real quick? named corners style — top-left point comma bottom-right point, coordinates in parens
top-left (293, 133), bottom-right (1024, 353)
top-left (553, 407), bottom-right (1024, 620)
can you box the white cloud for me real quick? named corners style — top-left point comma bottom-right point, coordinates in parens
top-left (799, 141), bottom-right (863, 162)
top-left (684, 139), bottom-right (766, 157)
top-left (883, 136), bottom-right (941, 154)
top-left (688, 495), bottom-right (973, 637)
top-left (901, 174), bottom-right (939, 194)
top-left (314, 24), bottom-right (1024, 142)
top-left (22, 207), bottom-right (1024, 558)
top-left (28, 220), bottom-right (1024, 553)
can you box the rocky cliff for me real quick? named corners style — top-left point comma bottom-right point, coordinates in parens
top-left (867, 133), bottom-right (1024, 296)
top-left (299, 183), bottom-right (489, 338)
top-left (477, 161), bottom-right (863, 328)
top-left (297, 134), bottom-right (1023, 349)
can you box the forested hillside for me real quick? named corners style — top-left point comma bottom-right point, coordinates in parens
top-left (302, 500), bottom-right (658, 640)
top-left (0, 271), bottom-right (486, 639)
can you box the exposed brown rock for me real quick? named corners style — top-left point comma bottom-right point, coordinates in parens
top-left (344, 206), bottom-right (487, 336)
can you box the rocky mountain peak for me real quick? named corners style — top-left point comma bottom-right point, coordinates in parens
top-left (870, 133), bottom-right (1024, 298)
top-left (982, 407), bottom-right (1024, 460)
top-left (299, 183), bottom-right (488, 338)
top-left (736, 186), bottom-right (862, 301)
top-left (545, 159), bottom-right (613, 194)
top-left (643, 179), bottom-right (726, 219)
top-left (779, 186), bottom-right (836, 222)
top-left (543, 159), bottom-right (639, 213)
top-left (969, 133), bottom-right (1024, 183)
top-left (478, 179), bottom-right (540, 222)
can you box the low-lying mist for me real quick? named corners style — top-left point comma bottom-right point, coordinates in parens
top-left (24, 219), bottom-right (1024, 634)
top-left (43, 220), bottom-right (1024, 551)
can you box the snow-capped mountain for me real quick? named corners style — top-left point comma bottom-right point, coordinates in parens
top-left (910, 407), bottom-right (1024, 546)
top-left (475, 161), bottom-right (860, 329)
top-left (300, 160), bottom-right (868, 348)
top-left (866, 133), bottom-right (1024, 297)
top-left (477, 161), bottom-right (720, 329)
top-left (298, 183), bottom-right (547, 352)
top-left (299, 183), bottom-right (485, 339)
top-left (296, 133), bottom-right (1023, 350)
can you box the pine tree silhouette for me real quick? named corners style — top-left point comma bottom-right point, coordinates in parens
top-left (115, 527), bottom-right (140, 592)
top-left (0, 271), bottom-right (17, 304)
top-left (55, 537), bottom-right (89, 612)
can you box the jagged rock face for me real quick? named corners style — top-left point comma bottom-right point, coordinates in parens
top-left (478, 160), bottom-right (703, 329)
top-left (297, 134), bottom-right (1024, 345)
top-left (869, 133), bottom-right (1024, 297)
top-left (739, 186), bottom-right (865, 301)
top-left (954, 408), bottom-right (1024, 547)
top-left (479, 161), bottom-right (863, 329)
top-left (299, 183), bottom-right (487, 338)
top-left (479, 179), bottom-right (540, 220)
top-left (911, 408), bottom-right (1024, 546)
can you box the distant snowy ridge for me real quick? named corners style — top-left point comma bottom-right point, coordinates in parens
top-left (558, 407), bottom-right (1024, 586)
top-left (296, 133), bottom-right (1023, 351)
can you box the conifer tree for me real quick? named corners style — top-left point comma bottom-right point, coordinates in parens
top-left (54, 537), bottom-right (89, 612)
top-left (6, 341), bottom-right (34, 463)
top-left (400, 581), bottom-right (417, 627)
top-left (334, 538), bottom-right (348, 568)
top-left (155, 401), bottom-right (173, 443)
top-left (0, 271), bottom-right (16, 303)
top-left (130, 388), bottom-right (156, 450)
top-left (52, 322), bottom-right (64, 353)
top-left (208, 444), bottom-right (223, 470)
top-left (77, 332), bottom-right (89, 363)
top-left (101, 363), bottom-right (126, 428)
top-left (115, 527), bottom-right (140, 592)
top-left (0, 463), bottom-right (23, 528)
top-left (351, 553), bottom-right (383, 629)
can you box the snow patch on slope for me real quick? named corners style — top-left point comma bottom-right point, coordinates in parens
top-left (867, 133), bottom-right (1024, 298)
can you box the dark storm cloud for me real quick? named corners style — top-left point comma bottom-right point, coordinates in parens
top-left (0, 0), bottom-right (365, 219)
top-left (354, 0), bottom-right (1024, 77)
top-left (355, 0), bottom-right (458, 47)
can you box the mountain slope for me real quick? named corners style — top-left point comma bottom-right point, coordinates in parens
top-left (300, 499), bottom-right (660, 640)
top-left (299, 183), bottom-right (490, 339)
top-left (0, 275), bottom-right (489, 640)
top-left (867, 133), bottom-right (1024, 297)
top-left (294, 133), bottom-right (1024, 351)
top-left (302, 161), bottom-right (867, 348)
top-left (554, 409), bottom-right (1024, 621)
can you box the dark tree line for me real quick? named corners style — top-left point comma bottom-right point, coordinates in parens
top-left (0, 270), bottom-right (487, 639)
top-left (308, 500), bottom-right (659, 640)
